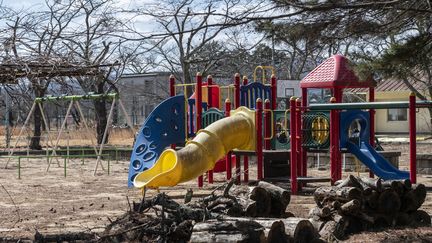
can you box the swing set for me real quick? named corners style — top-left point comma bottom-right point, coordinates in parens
top-left (4, 93), bottom-right (135, 177)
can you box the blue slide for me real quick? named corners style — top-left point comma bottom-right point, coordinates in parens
top-left (340, 110), bottom-right (409, 180)
top-left (127, 95), bottom-right (186, 187)
top-left (346, 141), bottom-right (409, 180)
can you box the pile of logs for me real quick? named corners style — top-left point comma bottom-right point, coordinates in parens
top-left (190, 181), bottom-right (319, 242)
top-left (99, 180), bottom-right (320, 243)
top-left (309, 175), bottom-right (430, 241)
top-left (232, 181), bottom-right (292, 218)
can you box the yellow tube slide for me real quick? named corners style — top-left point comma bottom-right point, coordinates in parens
top-left (133, 107), bottom-right (256, 188)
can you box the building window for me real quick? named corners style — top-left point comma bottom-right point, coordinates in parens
top-left (144, 80), bottom-right (154, 92)
top-left (284, 88), bottom-right (294, 98)
top-left (387, 108), bottom-right (407, 121)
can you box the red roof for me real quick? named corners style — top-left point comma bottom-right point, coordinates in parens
top-left (300, 55), bottom-right (374, 89)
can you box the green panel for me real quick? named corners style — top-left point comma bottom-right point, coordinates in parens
top-left (202, 108), bottom-right (225, 128)
top-left (272, 110), bottom-right (290, 150)
top-left (302, 111), bottom-right (330, 149)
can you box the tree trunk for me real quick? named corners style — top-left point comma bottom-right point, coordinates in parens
top-left (30, 86), bottom-right (46, 150)
top-left (93, 82), bottom-right (109, 144)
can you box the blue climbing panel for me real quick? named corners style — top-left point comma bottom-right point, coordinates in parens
top-left (127, 95), bottom-right (186, 187)
top-left (240, 82), bottom-right (272, 108)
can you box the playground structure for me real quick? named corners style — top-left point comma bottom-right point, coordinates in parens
top-left (129, 55), bottom-right (432, 194)
top-left (4, 93), bottom-right (136, 176)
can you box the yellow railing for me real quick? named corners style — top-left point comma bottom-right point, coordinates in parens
top-left (253, 66), bottom-right (275, 84)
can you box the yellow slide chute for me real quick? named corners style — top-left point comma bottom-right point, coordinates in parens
top-left (133, 107), bottom-right (256, 188)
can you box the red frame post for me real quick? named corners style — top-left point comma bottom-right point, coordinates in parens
top-left (234, 73), bottom-right (241, 109)
top-left (169, 75), bottom-right (176, 150)
top-left (369, 87), bottom-right (375, 178)
top-left (409, 93), bottom-right (417, 184)
top-left (196, 73), bottom-right (204, 187)
top-left (329, 97), bottom-right (338, 185)
top-left (225, 99), bottom-right (232, 180)
top-left (256, 98), bottom-right (264, 180)
top-left (207, 75), bottom-right (213, 108)
top-left (296, 98), bottom-right (302, 180)
top-left (301, 88), bottom-right (308, 177)
top-left (271, 75), bottom-right (277, 110)
top-left (233, 73), bottom-right (241, 183)
top-left (207, 75), bottom-right (214, 184)
top-left (264, 99), bottom-right (271, 150)
top-left (242, 76), bottom-right (249, 182)
top-left (289, 97), bottom-right (298, 194)
top-left (334, 88), bottom-right (342, 181)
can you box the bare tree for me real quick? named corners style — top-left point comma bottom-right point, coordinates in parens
top-left (136, 0), bottom-right (268, 85)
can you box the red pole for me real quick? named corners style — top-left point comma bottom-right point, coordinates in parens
top-left (206, 75), bottom-right (214, 184)
top-left (196, 73), bottom-right (204, 187)
top-left (207, 75), bottom-right (213, 108)
top-left (256, 98), bottom-right (264, 180)
top-left (225, 99), bottom-right (232, 181)
top-left (169, 74), bottom-right (175, 97)
top-left (369, 87), bottom-right (375, 178)
top-left (271, 74), bottom-right (277, 110)
top-left (301, 88), bottom-right (308, 177)
top-left (329, 97), bottom-right (337, 185)
top-left (233, 73), bottom-right (241, 183)
top-left (334, 88), bottom-right (342, 181)
top-left (289, 97), bottom-right (298, 194)
top-left (243, 76), bottom-right (249, 182)
top-left (234, 73), bottom-right (241, 108)
top-left (296, 98), bottom-right (302, 180)
top-left (409, 92), bottom-right (417, 184)
top-left (169, 75), bottom-right (176, 150)
top-left (264, 99), bottom-right (271, 150)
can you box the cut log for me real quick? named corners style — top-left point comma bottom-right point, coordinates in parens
top-left (314, 186), bottom-right (362, 207)
top-left (309, 206), bottom-right (331, 221)
top-left (377, 189), bottom-right (400, 214)
top-left (382, 180), bottom-right (405, 196)
top-left (253, 219), bottom-right (290, 243)
top-left (358, 177), bottom-right (382, 192)
top-left (401, 184), bottom-right (426, 212)
top-left (372, 213), bottom-right (395, 228)
top-left (382, 179), bottom-right (411, 191)
top-left (249, 186), bottom-right (271, 216)
top-left (340, 199), bottom-right (361, 215)
top-left (395, 212), bottom-right (413, 226)
top-left (409, 210), bottom-right (431, 227)
top-left (280, 218), bottom-right (319, 243)
top-left (365, 190), bottom-right (379, 210)
top-left (190, 219), bottom-right (266, 243)
top-left (34, 231), bottom-right (96, 242)
top-left (251, 181), bottom-right (291, 217)
top-left (343, 215), bottom-right (366, 235)
top-left (223, 217), bottom-right (318, 243)
top-left (331, 200), bottom-right (341, 210)
top-left (245, 202), bottom-right (258, 217)
top-left (318, 216), bottom-right (347, 241)
top-left (308, 218), bottom-right (326, 232)
top-left (335, 175), bottom-right (363, 190)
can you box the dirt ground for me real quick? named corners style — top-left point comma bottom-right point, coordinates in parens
top-left (0, 143), bottom-right (431, 242)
